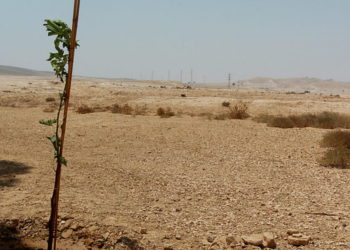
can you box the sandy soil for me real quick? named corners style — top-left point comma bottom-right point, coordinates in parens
top-left (1, 76), bottom-right (350, 249)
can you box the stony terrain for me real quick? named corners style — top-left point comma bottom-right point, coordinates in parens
top-left (1, 75), bottom-right (350, 249)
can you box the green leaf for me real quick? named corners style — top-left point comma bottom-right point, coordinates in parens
top-left (59, 156), bottom-right (68, 166)
top-left (39, 119), bottom-right (57, 126)
top-left (46, 135), bottom-right (60, 151)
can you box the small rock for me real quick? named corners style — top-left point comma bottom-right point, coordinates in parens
top-left (262, 232), bottom-right (276, 248)
top-left (207, 235), bottom-right (215, 243)
top-left (103, 232), bottom-right (110, 240)
top-left (60, 220), bottom-right (72, 231)
top-left (87, 225), bottom-right (99, 233)
top-left (288, 235), bottom-right (311, 246)
top-left (225, 235), bottom-right (238, 246)
top-left (70, 223), bottom-right (80, 231)
top-left (287, 229), bottom-right (299, 235)
top-left (175, 208), bottom-right (182, 212)
top-left (175, 234), bottom-right (182, 240)
top-left (164, 246), bottom-right (174, 250)
top-left (212, 236), bottom-right (227, 247)
top-left (140, 228), bottom-right (147, 234)
top-left (242, 234), bottom-right (264, 247)
top-left (61, 229), bottom-right (73, 239)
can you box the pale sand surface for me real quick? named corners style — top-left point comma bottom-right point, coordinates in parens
top-left (1, 76), bottom-right (350, 249)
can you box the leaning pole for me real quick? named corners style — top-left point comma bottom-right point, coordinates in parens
top-left (47, 0), bottom-right (81, 249)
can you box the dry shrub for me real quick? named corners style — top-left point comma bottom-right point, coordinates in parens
top-left (222, 101), bottom-right (230, 107)
top-left (319, 130), bottom-right (350, 169)
top-left (319, 147), bottom-right (350, 169)
top-left (91, 105), bottom-right (110, 112)
top-left (227, 101), bottom-right (249, 119)
top-left (76, 105), bottom-right (94, 114)
top-left (134, 105), bottom-right (148, 115)
top-left (269, 117), bottom-right (294, 128)
top-left (157, 107), bottom-right (175, 118)
top-left (43, 107), bottom-right (55, 113)
top-left (321, 130), bottom-right (350, 148)
top-left (254, 114), bottom-right (274, 124)
top-left (111, 104), bottom-right (134, 115)
top-left (255, 112), bottom-right (350, 129)
top-left (199, 112), bottom-right (215, 120)
top-left (45, 97), bottom-right (56, 102)
top-left (214, 113), bottom-right (228, 120)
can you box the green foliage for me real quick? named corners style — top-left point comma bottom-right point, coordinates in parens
top-left (40, 19), bottom-right (78, 167)
top-left (39, 119), bottom-right (57, 126)
top-left (43, 19), bottom-right (79, 82)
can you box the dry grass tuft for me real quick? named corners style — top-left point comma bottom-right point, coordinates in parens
top-left (111, 104), bottom-right (134, 115)
top-left (76, 105), bottom-right (95, 114)
top-left (45, 97), bottom-right (56, 102)
top-left (157, 107), bottom-right (175, 118)
top-left (134, 105), bottom-right (148, 116)
top-left (321, 130), bottom-right (350, 148)
top-left (222, 101), bottom-right (230, 107)
top-left (255, 112), bottom-right (350, 129)
top-left (227, 101), bottom-right (249, 119)
top-left (43, 107), bottom-right (55, 113)
top-left (319, 147), bottom-right (350, 169)
top-left (319, 130), bottom-right (350, 169)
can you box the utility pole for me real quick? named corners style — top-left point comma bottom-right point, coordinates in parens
top-left (228, 73), bottom-right (231, 89)
top-left (180, 70), bottom-right (183, 83)
top-left (190, 68), bottom-right (193, 83)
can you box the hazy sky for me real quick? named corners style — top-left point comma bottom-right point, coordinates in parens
top-left (1, 0), bottom-right (349, 82)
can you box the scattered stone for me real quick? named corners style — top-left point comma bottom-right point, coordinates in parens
top-left (207, 235), bottom-right (215, 243)
top-left (212, 236), bottom-right (227, 248)
top-left (262, 232), bottom-right (276, 248)
top-left (175, 234), bottom-right (182, 240)
top-left (103, 232), bottom-right (110, 240)
top-left (60, 220), bottom-right (72, 231)
top-left (87, 225), bottom-right (99, 233)
top-left (175, 208), bottom-right (182, 212)
top-left (164, 245), bottom-right (174, 250)
top-left (70, 223), bottom-right (80, 231)
top-left (242, 234), bottom-right (264, 247)
top-left (288, 234), bottom-right (311, 246)
top-left (61, 229), bottom-right (73, 239)
top-left (225, 235), bottom-right (238, 246)
top-left (287, 229), bottom-right (299, 235)
top-left (140, 228), bottom-right (147, 234)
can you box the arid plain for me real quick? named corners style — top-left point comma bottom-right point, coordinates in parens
top-left (2, 75), bottom-right (350, 249)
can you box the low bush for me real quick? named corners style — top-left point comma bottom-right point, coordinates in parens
top-left (214, 113), bottom-right (228, 120)
top-left (111, 104), bottom-right (134, 115)
top-left (76, 105), bottom-right (94, 114)
top-left (157, 107), bottom-right (175, 118)
top-left (319, 147), bottom-right (350, 169)
top-left (45, 97), bottom-right (56, 102)
top-left (319, 130), bottom-right (350, 169)
top-left (321, 130), bottom-right (350, 148)
top-left (255, 112), bottom-right (350, 129)
top-left (227, 101), bottom-right (249, 119)
top-left (134, 105), bottom-right (148, 115)
top-left (222, 101), bottom-right (230, 107)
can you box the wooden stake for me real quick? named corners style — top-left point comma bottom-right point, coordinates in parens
top-left (48, 0), bottom-right (80, 249)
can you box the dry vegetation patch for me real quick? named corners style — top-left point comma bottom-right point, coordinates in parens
top-left (255, 112), bottom-right (350, 129)
top-left (319, 130), bottom-right (350, 169)
top-left (156, 107), bottom-right (175, 118)
top-left (76, 104), bottom-right (95, 114)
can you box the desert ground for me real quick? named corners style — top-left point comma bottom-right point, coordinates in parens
top-left (2, 75), bottom-right (350, 249)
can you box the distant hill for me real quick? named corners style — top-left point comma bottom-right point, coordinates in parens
top-left (0, 65), bottom-right (52, 76)
top-left (236, 77), bottom-right (350, 94)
